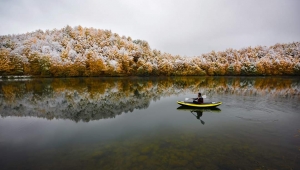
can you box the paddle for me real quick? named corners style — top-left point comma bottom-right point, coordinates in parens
top-left (190, 112), bottom-right (205, 125)
top-left (185, 95), bottom-right (207, 101)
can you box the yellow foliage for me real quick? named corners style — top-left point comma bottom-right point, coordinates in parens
top-left (158, 61), bottom-right (173, 76)
top-left (119, 57), bottom-right (130, 74)
top-left (49, 64), bottom-right (65, 77)
top-left (0, 49), bottom-right (11, 74)
top-left (26, 52), bottom-right (42, 75)
top-left (1, 25), bottom-right (299, 77)
top-left (207, 66), bottom-right (215, 76)
top-left (256, 61), bottom-right (266, 75)
top-left (233, 63), bottom-right (242, 75)
top-left (145, 62), bottom-right (153, 74)
top-left (84, 51), bottom-right (106, 76)
top-left (88, 59), bottom-right (105, 76)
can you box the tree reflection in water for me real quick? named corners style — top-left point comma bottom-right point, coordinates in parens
top-left (0, 76), bottom-right (299, 122)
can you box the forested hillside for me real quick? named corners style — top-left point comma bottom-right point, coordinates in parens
top-left (0, 25), bottom-right (299, 77)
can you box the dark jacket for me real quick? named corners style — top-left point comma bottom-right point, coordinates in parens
top-left (194, 97), bottom-right (203, 104)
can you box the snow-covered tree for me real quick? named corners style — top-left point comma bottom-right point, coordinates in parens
top-left (0, 26), bottom-right (299, 77)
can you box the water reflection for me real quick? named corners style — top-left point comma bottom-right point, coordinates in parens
top-left (177, 106), bottom-right (221, 125)
top-left (0, 76), bottom-right (299, 122)
top-left (1, 77), bottom-right (300, 170)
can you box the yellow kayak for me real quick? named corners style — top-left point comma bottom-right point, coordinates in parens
top-left (177, 101), bottom-right (222, 108)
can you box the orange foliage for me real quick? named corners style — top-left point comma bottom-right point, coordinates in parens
top-left (25, 53), bottom-right (42, 75)
top-left (84, 51), bottom-right (105, 76)
top-left (0, 49), bottom-right (11, 75)
top-left (1, 25), bottom-right (299, 77)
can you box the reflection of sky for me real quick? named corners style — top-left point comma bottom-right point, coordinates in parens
top-left (0, 77), bottom-right (299, 122)
top-left (0, 87), bottom-right (300, 169)
top-left (1, 91), bottom-right (299, 148)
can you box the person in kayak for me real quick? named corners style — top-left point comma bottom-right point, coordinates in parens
top-left (193, 93), bottom-right (203, 104)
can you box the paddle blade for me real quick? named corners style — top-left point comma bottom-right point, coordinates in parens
top-left (202, 95), bottom-right (206, 98)
top-left (185, 98), bottom-right (190, 101)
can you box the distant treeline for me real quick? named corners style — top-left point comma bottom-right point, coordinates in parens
top-left (0, 25), bottom-right (299, 77)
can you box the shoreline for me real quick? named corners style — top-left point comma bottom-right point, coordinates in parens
top-left (0, 74), bottom-right (299, 80)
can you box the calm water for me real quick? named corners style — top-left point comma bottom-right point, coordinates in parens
top-left (0, 76), bottom-right (299, 170)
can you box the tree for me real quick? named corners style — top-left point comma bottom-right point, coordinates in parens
top-left (0, 49), bottom-right (11, 75)
top-left (24, 52), bottom-right (43, 75)
top-left (85, 52), bottom-right (106, 76)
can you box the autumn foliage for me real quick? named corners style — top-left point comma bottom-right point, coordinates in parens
top-left (0, 25), bottom-right (299, 77)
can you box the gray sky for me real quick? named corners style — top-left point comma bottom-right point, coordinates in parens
top-left (0, 0), bottom-right (299, 56)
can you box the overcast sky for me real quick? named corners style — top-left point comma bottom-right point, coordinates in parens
top-left (0, 0), bottom-right (299, 56)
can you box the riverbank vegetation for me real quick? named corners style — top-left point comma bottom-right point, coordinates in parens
top-left (0, 26), bottom-right (299, 77)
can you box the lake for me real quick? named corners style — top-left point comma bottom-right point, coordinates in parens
top-left (0, 76), bottom-right (299, 170)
